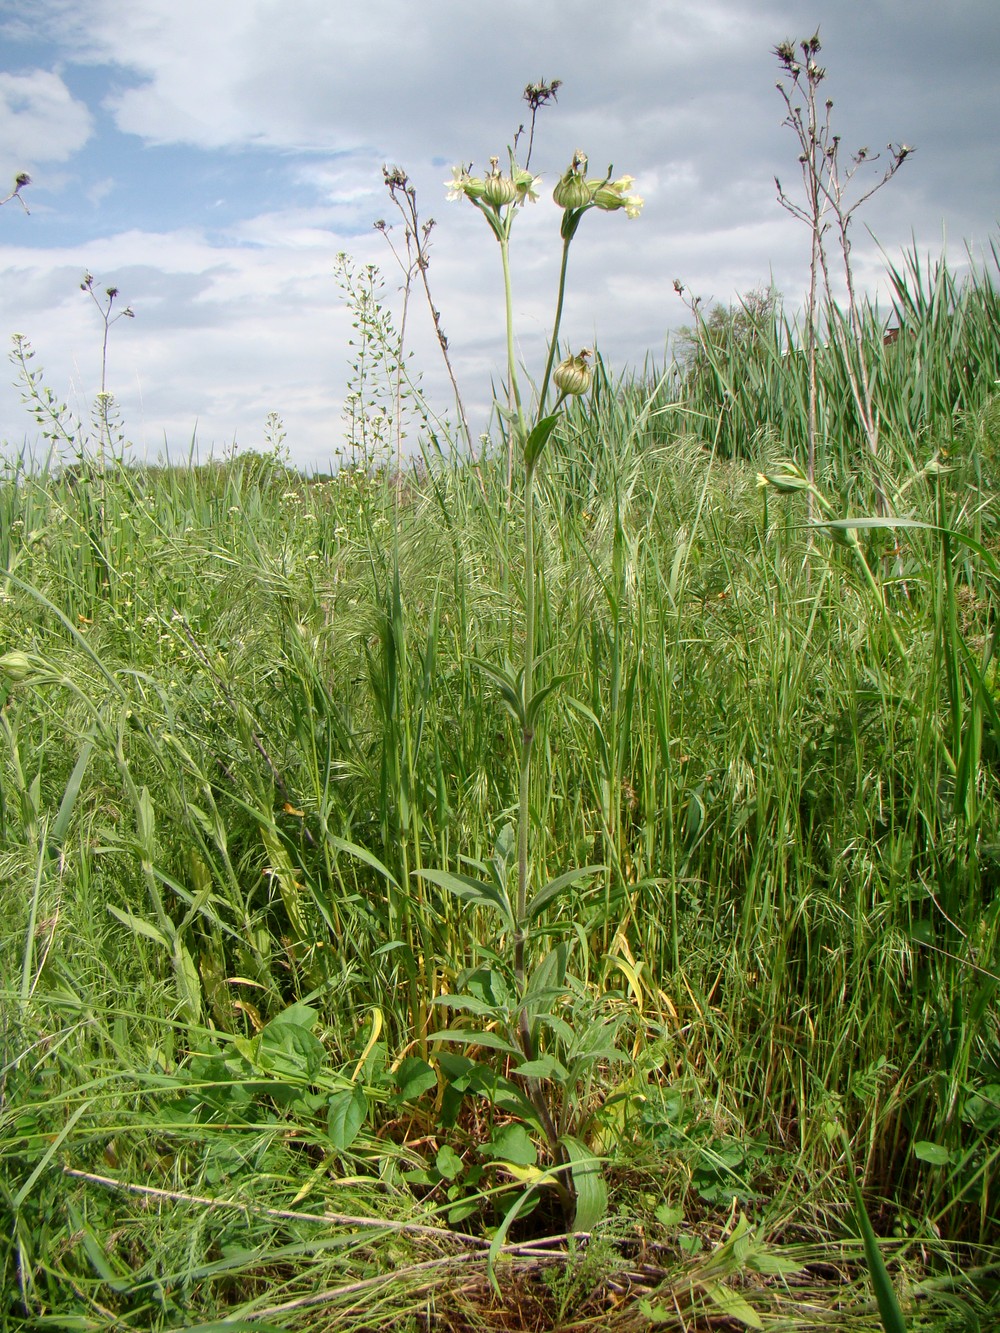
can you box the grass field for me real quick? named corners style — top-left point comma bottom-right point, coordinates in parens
top-left (2, 241), bottom-right (1000, 1329)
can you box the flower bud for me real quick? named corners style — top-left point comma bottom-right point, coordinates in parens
top-left (482, 169), bottom-right (517, 207)
top-left (0, 650), bottom-right (33, 683)
top-left (554, 349), bottom-right (593, 397)
top-left (758, 467), bottom-right (810, 494)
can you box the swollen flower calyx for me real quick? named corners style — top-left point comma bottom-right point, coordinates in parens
top-left (552, 152), bottom-right (643, 237)
top-left (445, 159), bottom-right (540, 210)
top-left (553, 348), bottom-right (593, 397)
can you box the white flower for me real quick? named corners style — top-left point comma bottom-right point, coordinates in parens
top-left (445, 166), bottom-right (467, 201)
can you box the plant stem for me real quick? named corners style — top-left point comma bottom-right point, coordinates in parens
top-left (515, 459), bottom-right (536, 1025)
top-left (499, 232), bottom-right (526, 501)
top-left (538, 234), bottom-right (573, 414)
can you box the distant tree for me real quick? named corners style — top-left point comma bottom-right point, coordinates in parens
top-left (675, 284), bottom-right (781, 396)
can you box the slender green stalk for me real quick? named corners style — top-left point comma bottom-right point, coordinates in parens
top-left (538, 234), bottom-right (573, 412)
top-left (515, 459), bottom-right (536, 1027)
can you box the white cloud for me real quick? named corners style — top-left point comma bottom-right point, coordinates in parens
top-left (0, 69), bottom-right (93, 176)
top-left (1, 1), bottom-right (996, 468)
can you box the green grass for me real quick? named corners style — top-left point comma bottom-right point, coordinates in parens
top-left (1, 241), bottom-right (999, 1329)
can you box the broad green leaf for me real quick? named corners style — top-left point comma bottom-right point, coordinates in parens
top-left (430, 993), bottom-right (502, 1018)
top-left (482, 1123), bottom-right (537, 1167)
top-left (265, 1003), bottom-right (319, 1031)
top-left (51, 736), bottom-right (95, 847)
top-left (430, 1028), bottom-right (521, 1057)
top-left (414, 867), bottom-right (513, 929)
top-left (394, 1057), bottom-right (437, 1101)
top-left (523, 413), bottom-right (561, 469)
top-left (638, 1298), bottom-right (673, 1325)
top-left (913, 1140), bottom-right (952, 1166)
top-left (528, 942), bottom-right (568, 988)
top-left (655, 1203), bottom-right (685, 1227)
top-left (490, 823), bottom-right (516, 890)
top-left (468, 657), bottom-right (525, 727)
top-left (327, 1084), bottom-right (367, 1151)
top-left (435, 1144), bottom-right (464, 1180)
top-left (513, 1054), bottom-right (568, 1081)
top-left (136, 784), bottom-right (156, 849)
top-left (172, 938), bottom-right (203, 1025)
top-left (524, 676), bottom-right (570, 730)
top-left (436, 1052), bottom-right (476, 1083)
top-left (258, 1022), bottom-right (325, 1082)
top-left (747, 1249), bottom-right (805, 1277)
top-left (562, 1135), bottom-right (607, 1233)
top-left (527, 865), bottom-right (605, 920)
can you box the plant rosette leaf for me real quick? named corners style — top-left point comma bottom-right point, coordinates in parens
top-left (480, 1122), bottom-right (538, 1167)
top-left (561, 1134), bottom-right (607, 1233)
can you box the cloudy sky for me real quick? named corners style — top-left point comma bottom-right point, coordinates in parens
top-left (0, 0), bottom-right (997, 470)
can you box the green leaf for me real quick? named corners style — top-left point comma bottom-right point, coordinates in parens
top-left (527, 864), bottom-right (605, 920)
top-left (913, 1140), bottom-right (952, 1165)
top-left (524, 676), bottom-right (570, 729)
top-left (51, 736), bottom-right (95, 847)
top-left (638, 1298), bottom-right (673, 1325)
top-left (327, 834), bottom-right (401, 891)
top-left (436, 1052), bottom-right (476, 1083)
top-left (172, 938), bottom-right (203, 1025)
top-left (106, 903), bottom-right (170, 950)
top-left (488, 1182), bottom-right (543, 1294)
top-left (523, 413), bottom-right (561, 469)
top-left (394, 1057), bottom-right (437, 1101)
top-left (747, 1250), bottom-right (805, 1277)
top-left (468, 657), bottom-right (525, 727)
top-left (430, 1028), bottom-right (521, 1057)
top-left (258, 1022), bottom-right (326, 1082)
top-left (655, 1203), bottom-right (685, 1227)
top-left (266, 1002), bottom-right (319, 1031)
top-left (482, 1123), bottom-right (537, 1167)
top-left (513, 1054), bottom-right (569, 1081)
top-left (562, 1135), bottom-right (607, 1233)
top-left (327, 1085), bottom-right (367, 1152)
top-left (436, 1144), bottom-right (464, 1181)
top-left (430, 992), bottom-right (501, 1018)
top-left (840, 1127), bottom-right (908, 1333)
top-left (700, 1281), bottom-right (764, 1329)
top-left (414, 867), bottom-right (514, 929)
top-left (490, 823), bottom-right (516, 891)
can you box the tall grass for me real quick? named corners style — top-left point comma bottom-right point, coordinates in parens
top-left (659, 239), bottom-right (1000, 492)
top-left (1, 241), bottom-right (999, 1327)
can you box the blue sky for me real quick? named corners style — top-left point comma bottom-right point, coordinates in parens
top-left (1, 0), bottom-right (997, 470)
